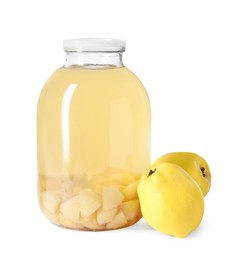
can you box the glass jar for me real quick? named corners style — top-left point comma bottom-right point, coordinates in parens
top-left (37, 38), bottom-right (151, 230)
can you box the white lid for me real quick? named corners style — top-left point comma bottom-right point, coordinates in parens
top-left (63, 38), bottom-right (126, 52)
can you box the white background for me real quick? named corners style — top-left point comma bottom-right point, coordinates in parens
top-left (0, 0), bottom-right (244, 259)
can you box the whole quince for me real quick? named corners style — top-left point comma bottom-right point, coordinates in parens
top-left (151, 152), bottom-right (211, 196)
top-left (137, 163), bottom-right (204, 238)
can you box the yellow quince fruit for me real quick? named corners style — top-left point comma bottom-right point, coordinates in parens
top-left (137, 163), bottom-right (204, 238)
top-left (151, 152), bottom-right (211, 196)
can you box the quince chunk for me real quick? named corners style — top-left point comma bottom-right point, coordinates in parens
top-left (79, 189), bottom-right (101, 218)
top-left (106, 210), bottom-right (128, 229)
top-left (60, 195), bottom-right (80, 223)
top-left (41, 190), bottom-right (61, 214)
top-left (81, 213), bottom-right (104, 230)
top-left (97, 208), bottom-right (118, 225)
top-left (121, 200), bottom-right (140, 221)
top-left (123, 180), bottom-right (139, 201)
top-left (102, 187), bottom-right (124, 211)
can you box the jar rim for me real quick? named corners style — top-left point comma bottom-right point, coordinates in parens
top-left (63, 38), bottom-right (126, 53)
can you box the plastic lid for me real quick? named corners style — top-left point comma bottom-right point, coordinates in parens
top-left (63, 38), bottom-right (126, 52)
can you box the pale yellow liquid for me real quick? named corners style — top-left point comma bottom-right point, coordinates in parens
top-left (37, 66), bottom-right (150, 230)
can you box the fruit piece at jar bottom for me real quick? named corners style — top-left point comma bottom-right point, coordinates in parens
top-left (102, 187), bottom-right (124, 211)
top-left (39, 174), bottom-right (142, 230)
top-left (79, 189), bottom-right (102, 218)
top-left (60, 195), bottom-right (80, 223)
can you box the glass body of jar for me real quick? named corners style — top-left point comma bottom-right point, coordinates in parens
top-left (37, 38), bottom-right (151, 230)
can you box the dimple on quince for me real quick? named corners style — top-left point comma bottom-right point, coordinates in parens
top-left (137, 163), bottom-right (204, 238)
top-left (151, 152), bottom-right (211, 196)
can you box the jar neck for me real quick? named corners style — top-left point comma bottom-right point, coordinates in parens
top-left (64, 51), bottom-right (124, 68)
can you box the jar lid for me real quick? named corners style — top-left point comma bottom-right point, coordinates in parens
top-left (63, 38), bottom-right (126, 52)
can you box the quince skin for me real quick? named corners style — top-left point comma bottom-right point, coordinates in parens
top-left (151, 152), bottom-right (211, 196)
top-left (137, 163), bottom-right (204, 238)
